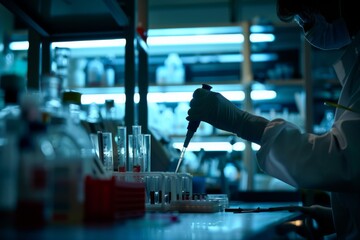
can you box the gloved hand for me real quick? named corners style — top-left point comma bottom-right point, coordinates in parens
top-left (299, 205), bottom-right (335, 236)
top-left (278, 205), bottom-right (335, 239)
top-left (186, 88), bottom-right (269, 145)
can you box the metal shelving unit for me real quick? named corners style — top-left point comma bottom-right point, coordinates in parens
top-left (0, 0), bottom-right (149, 133)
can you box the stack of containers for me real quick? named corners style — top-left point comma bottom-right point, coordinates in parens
top-left (84, 176), bottom-right (145, 222)
top-left (84, 124), bottom-right (153, 222)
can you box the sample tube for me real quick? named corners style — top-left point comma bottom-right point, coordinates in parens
top-left (149, 176), bottom-right (161, 204)
top-left (128, 134), bottom-right (134, 172)
top-left (101, 132), bottom-right (114, 172)
top-left (116, 126), bottom-right (127, 172)
top-left (129, 125), bottom-right (143, 172)
top-left (142, 134), bottom-right (151, 172)
top-left (128, 134), bottom-right (144, 172)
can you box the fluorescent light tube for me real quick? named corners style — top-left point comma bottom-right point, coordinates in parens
top-left (52, 39), bottom-right (126, 48)
top-left (251, 90), bottom-right (276, 100)
top-left (147, 34), bottom-right (244, 46)
top-left (250, 33), bottom-right (275, 42)
top-left (80, 90), bottom-right (276, 104)
top-left (9, 41), bottom-right (29, 51)
top-left (9, 34), bottom-right (275, 50)
top-left (81, 93), bottom-right (126, 105)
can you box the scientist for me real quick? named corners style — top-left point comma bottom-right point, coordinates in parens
top-left (186, 0), bottom-right (360, 239)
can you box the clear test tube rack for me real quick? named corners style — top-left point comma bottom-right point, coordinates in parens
top-left (112, 172), bottom-right (193, 212)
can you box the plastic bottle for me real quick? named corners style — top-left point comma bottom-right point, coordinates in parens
top-left (0, 115), bottom-right (19, 226)
top-left (40, 73), bottom-right (62, 116)
top-left (86, 58), bottom-right (104, 87)
top-left (60, 90), bottom-right (94, 162)
top-left (0, 79), bottom-right (27, 226)
top-left (45, 90), bottom-right (94, 224)
top-left (16, 121), bottom-right (56, 228)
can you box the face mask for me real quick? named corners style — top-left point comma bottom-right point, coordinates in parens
top-left (297, 13), bottom-right (351, 50)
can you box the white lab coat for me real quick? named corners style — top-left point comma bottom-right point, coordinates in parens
top-left (257, 31), bottom-right (360, 239)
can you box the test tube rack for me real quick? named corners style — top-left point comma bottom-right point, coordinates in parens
top-left (112, 172), bottom-right (229, 213)
top-left (113, 172), bottom-right (193, 212)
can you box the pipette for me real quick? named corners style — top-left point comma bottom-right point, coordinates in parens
top-left (324, 101), bottom-right (358, 113)
top-left (175, 84), bottom-right (212, 173)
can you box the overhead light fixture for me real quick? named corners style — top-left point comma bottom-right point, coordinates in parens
top-left (9, 41), bottom-right (28, 51)
top-left (250, 33), bottom-right (275, 42)
top-left (9, 29), bottom-right (275, 51)
top-left (80, 90), bottom-right (276, 105)
top-left (147, 34), bottom-right (244, 46)
top-left (251, 90), bottom-right (277, 100)
top-left (9, 39), bottom-right (126, 51)
top-left (81, 93), bottom-right (126, 105)
top-left (217, 53), bottom-right (278, 63)
top-left (53, 39), bottom-right (126, 48)
top-left (147, 25), bottom-right (274, 36)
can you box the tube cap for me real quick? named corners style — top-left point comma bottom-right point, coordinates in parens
top-left (62, 90), bottom-right (82, 105)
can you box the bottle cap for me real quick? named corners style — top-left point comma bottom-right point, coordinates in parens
top-left (62, 90), bottom-right (82, 105)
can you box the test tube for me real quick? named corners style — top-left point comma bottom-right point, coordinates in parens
top-left (128, 134), bottom-right (144, 172)
top-left (145, 176), bottom-right (152, 204)
top-left (129, 125), bottom-right (143, 172)
top-left (101, 132), bottom-right (114, 172)
top-left (132, 125), bottom-right (142, 136)
top-left (128, 134), bottom-right (134, 172)
top-left (164, 175), bottom-right (172, 204)
top-left (116, 126), bottom-right (127, 172)
top-left (142, 134), bottom-right (151, 172)
top-left (181, 176), bottom-right (191, 200)
top-left (90, 133), bottom-right (99, 158)
top-left (149, 176), bottom-right (161, 204)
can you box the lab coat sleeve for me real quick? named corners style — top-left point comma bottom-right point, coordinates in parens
top-left (256, 115), bottom-right (360, 192)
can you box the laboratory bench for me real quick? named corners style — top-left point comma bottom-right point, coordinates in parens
top-left (1, 202), bottom-right (305, 240)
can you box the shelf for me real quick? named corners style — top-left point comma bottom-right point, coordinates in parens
top-left (1, 0), bottom-right (149, 133)
top-left (0, 0), bottom-right (129, 40)
top-left (264, 79), bottom-right (304, 87)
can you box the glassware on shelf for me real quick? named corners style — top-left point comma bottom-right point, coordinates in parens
top-left (54, 47), bottom-right (71, 89)
top-left (40, 74), bottom-right (62, 115)
top-left (86, 58), bottom-right (104, 87)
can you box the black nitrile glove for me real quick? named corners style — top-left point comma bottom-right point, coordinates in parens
top-left (186, 88), bottom-right (269, 145)
top-left (300, 205), bottom-right (335, 236)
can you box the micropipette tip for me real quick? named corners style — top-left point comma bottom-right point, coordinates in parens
top-left (175, 147), bottom-right (186, 173)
